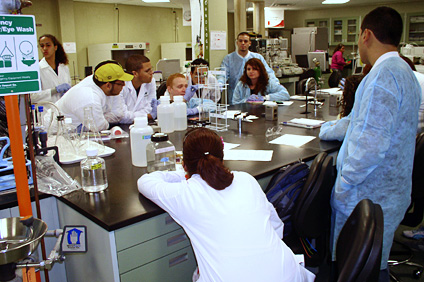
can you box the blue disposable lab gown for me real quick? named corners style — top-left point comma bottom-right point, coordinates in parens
top-left (219, 51), bottom-right (279, 105)
top-left (319, 116), bottom-right (351, 141)
top-left (330, 55), bottom-right (421, 269)
top-left (232, 80), bottom-right (290, 104)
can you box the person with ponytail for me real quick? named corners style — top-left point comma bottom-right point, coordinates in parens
top-left (138, 128), bottom-right (315, 282)
top-left (32, 34), bottom-right (72, 103)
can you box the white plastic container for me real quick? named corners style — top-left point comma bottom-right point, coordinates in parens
top-left (157, 96), bottom-right (174, 133)
top-left (80, 148), bottom-right (108, 193)
top-left (173, 96), bottom-right (187, 131)
top-left (130, 116), bottom-right (154, 167)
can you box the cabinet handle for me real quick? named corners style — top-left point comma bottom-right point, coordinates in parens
top-left (167, 233), bottom-right (187, 247)
top-left (169, 253), bottom-right (188, 268)
top-left (165, 215), bottom-right (174, 225)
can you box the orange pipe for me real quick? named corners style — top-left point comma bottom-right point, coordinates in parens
top-left (5, 95), bottom-right (33, 216)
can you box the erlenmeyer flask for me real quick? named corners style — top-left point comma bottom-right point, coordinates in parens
top-left (78, 106), bottom-right (105, 155)
top-left (55, 115), bottom-right (77, 161)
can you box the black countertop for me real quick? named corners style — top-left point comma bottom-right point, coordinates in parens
top-left (1, 101), bottom-right (342, 231)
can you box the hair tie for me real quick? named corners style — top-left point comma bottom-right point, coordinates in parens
top-left (204, 152), bottom-right (209, 155)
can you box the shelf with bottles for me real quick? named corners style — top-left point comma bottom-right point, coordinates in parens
top-left (407, 13), bottom-right (424, 45)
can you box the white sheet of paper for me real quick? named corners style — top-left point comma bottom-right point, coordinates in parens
top-left (269, 134), bottom-right (316, 147)
top-left (289, 118), bottom-right (325, 126)
top-left (224, 150), bottom-right (273, 161)
top-left (278, 101), bottom-right (293, 106)
top-left (226, 110), bottom-right (241, 119)
top-left (223, 142), bottom-right (240, 150)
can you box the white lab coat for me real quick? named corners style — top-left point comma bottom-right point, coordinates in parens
top-left (32, 57), bottom-right (71, 103)
top-left (139, 171), bottom-right (315, 282)
top-left (51, 76), bottom-right (116, 131)
top-left (112, 78), bottom-right (157, 124)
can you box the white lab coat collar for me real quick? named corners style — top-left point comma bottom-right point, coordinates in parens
top-left (39, 57), bottom-right (50, 69)
top-left (373, 51), bottom-right (399, 69)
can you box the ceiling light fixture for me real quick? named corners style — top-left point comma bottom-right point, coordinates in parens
top-left (322, 0), bottom-right (350, 4)
top-left (142, 0), bottom-right (170, 3)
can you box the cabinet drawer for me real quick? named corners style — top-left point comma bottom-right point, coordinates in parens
top-left (118, 228), bottom-right (190, 274)
top-left (120, 246), bottom-right (196, 282)
top-left (115, 213), bottom-right (180, 251)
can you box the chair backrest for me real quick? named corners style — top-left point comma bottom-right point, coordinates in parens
top-left (293, 153), bottom-right (335, 238)
top-left (401, 132), bottom-right (424, 226)
top-left (156, 81), bottom-right (167, 99)
top-left (336, 199), bottom-right (384, 282)
top-left (412, 132), bottom-right (424, 199)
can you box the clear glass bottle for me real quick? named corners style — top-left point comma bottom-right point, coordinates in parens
top-left (79, 106), bottom-right (105, 155)
top-left (80, 148), bottom-right (108, 193)
top-left (146, 133), bottom-right (176, 173)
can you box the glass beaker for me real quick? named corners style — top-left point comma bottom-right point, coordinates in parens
top-left (78, 106), bottom-right (105, 155)
top-left (55, 115), bottom-right (77, 161)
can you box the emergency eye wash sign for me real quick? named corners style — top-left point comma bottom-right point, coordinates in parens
top-left (0, 14), bottom-right (40, 96)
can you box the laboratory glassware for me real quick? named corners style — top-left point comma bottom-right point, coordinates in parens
top-left (54, 115), bottom-right (77, 160)
top-left (146, 133), bottom-right (176, 173)
top-left (78, 106), bottom-right (105, 155)
top-left (80, 148), bottom-right (108, 193)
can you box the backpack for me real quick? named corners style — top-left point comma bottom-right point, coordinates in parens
top-left (265, 162), bottom-right (310, 237)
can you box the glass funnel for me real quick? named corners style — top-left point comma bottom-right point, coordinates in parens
top-left (78, 106), bottom-right (105, 155)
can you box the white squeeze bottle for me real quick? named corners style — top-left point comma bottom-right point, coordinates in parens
top-left (130, 116), bottom-right (154, 167)
top-left (173, 96), bottom-right (187, 131)
top-left (157, 95), bottom-right (174, 133)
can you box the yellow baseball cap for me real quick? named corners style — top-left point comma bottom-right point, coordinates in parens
top-left (94, 62), bottom-right (133, 82)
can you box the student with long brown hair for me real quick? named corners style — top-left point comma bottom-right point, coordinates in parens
top-left (32, 34), bottom-right (72, 103)
top-left (138, 128), bottom-right (315, 282)
top-left (232, 58), bottom-right (289, 104)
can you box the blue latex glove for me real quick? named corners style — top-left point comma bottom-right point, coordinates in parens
top-left (184, 84), bottom-right (199, 101)
top-left (55, 83), bottom-right (71, 94)
top-left (150, 98), bottom-right (160, 119)
top-left (247, 94), bottom-right (264, 102)
top-left (187, 107), bottom-right (199, 116)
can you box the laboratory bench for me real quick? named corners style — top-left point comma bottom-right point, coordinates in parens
top-left (0, 100), bottom-right (342, 282)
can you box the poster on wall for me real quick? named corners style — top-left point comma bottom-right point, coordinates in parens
top-left (0, 14), bottom-right (40, 96)
top-left (190, 0), bottom-right (204, 59)
top-left (210, 30), bottom-right (226, 50)
top-left (265, 7), bottom-right (285, 28)
top-left (183, 4), bottom-right (191, 26)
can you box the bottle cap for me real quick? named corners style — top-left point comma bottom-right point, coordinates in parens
top-left (86, 148), bottom-right (99, 157)
top-left (38, 106), bottom-right (44, 112)
top-left (134, 116), bottom-right (148, 127)
top-left (64, 117), bottom-right (72, 124)
top-left (151, 133), bottom-right (169, 142)
top-left (160, 95), bottom-right (170, 103)
top-left (173, 96), bottom-right (183, 102)
top-left (31, 105), bottom-right (35, 110)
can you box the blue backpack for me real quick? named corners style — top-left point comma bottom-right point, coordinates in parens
top-left (265, 162), bottom-right (310, 237)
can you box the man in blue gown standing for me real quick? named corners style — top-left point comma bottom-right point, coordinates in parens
top-left (329, 7), bottom-right (421, 282)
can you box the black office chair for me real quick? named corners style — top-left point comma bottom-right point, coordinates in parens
top-left (296, 69), bottom-right (316, 94)
top-left (336, 199), bottom-right (384, 282)
top-left (284, 152), bottom-right (336, 267)
top-left (156, 81), bottom-right (167, 99)
top-left (389, 132), bottom-right (424, 281)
